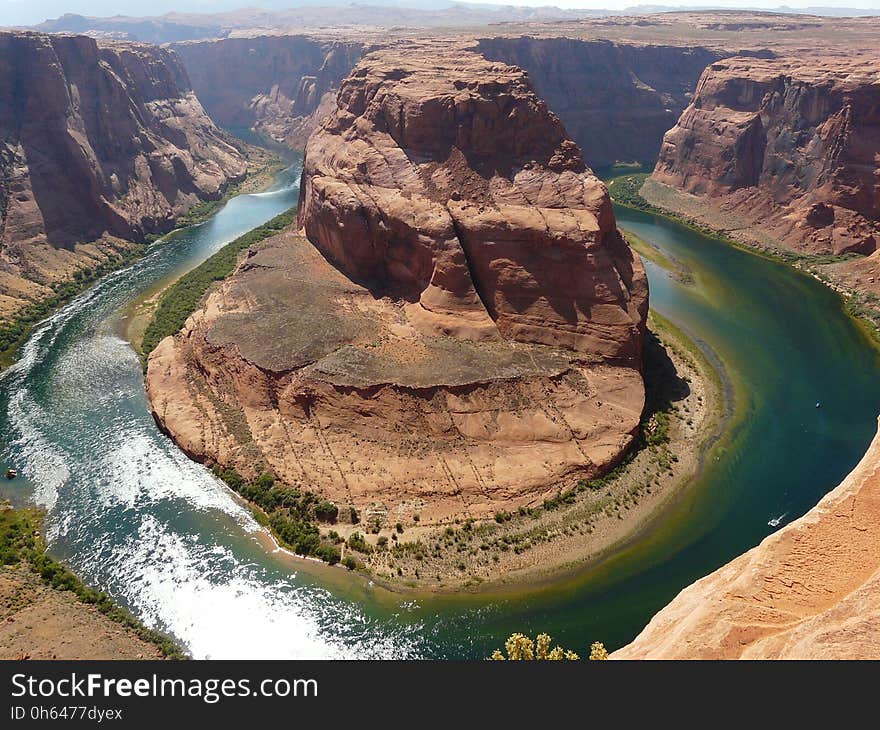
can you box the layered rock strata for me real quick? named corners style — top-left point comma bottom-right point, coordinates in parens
top-left (0, 31), bottom-right (248, 319)
top-left (146, 46), bottom-right (648, 525)
top-left (651, 55), bottom-right (880, 256)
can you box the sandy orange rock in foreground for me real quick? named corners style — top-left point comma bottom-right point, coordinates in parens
top-left (0, 565), bottom-right (162, 660)
top-left (614, 417), bottom-right (880, 659)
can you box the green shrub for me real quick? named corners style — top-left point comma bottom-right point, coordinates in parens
top-left (606, 174), bottom-right (653, 211)
top-left (542, 489), bottom-right (577, 511)
top-left (314, 544), bottom-right (341, 565)
top-left (314, 501), bottom-right (339, 523)
top-left (254, 472), bottom-right (276, 490)
top-left (213, 467), bottom-right (342, 566)
top-left (346, 532), bottom-right (372, 554)
top-left (215, 467), bottom-right (245, 490)
top-left (141, 209), bottom-right (295, 356)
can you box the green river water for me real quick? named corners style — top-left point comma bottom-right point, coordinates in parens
top-left (2, 161), bottom-right (879, 658)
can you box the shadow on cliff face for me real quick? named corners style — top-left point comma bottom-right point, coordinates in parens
top-left (642, 328), bottom-right (691, 422)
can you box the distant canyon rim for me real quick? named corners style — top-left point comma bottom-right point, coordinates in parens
top-left (2, 9), bottom-right (880, 657)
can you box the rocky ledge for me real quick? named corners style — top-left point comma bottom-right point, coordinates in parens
top-left (146, 44), bottom-right (648, 526)
top-left (615, 418), bottom-right (880, 659)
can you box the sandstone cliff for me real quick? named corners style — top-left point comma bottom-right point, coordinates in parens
top-left (0, 31), bottom-right (248, 319)
top-left (146, 45), bottom-right (648, 526)
top-left (476, 38), bottom-right (723, 168)
top-left (297, 44), bottom-right (647, 360)
top-left (615, 418), bottom-right (880, 660)
top-left (651, 55), bottom-right (880, 255)
top-left (171, 36), bottom-right (364, 149)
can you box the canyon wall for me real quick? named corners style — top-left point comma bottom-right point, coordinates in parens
top-left (476, 37), bottom-right (724, 168)
top-left (172, 33), bottom-right (723, 169)
top-left (650, 55), bottom-right (880, 255)
top-left (615, 418), bottom-right (880, 660)
top-left (171, 36), bottom-right (365, 149)
top-left (0, 31), bottom-right (248, 318)
top-left (147, 44), bottom-right (648, 526)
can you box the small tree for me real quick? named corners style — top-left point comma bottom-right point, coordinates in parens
top-left (490, 633), bottom-right (579, 661)
top-left (589, 642), bottom-right (609, 661)
top-left (254, 472), bottom-right (275, 490)
top-left (314, 500), bottom-right (339, 523)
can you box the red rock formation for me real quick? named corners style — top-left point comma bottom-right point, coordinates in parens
top-left (0, 31), bottom-right (248, 318)
top-left (652, 55), bottom-right (880, 255)
top-left (147, 45), bottom-right (648, 526)
top-left (298, 44), bottom-right (647, 360)
top-left (172, 36), bottom-right (364, 149)
top-left (614, 418), bottom-right (880, 660)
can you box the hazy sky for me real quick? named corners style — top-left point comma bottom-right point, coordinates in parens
top-left (3, 0), bottom-right (879, 27)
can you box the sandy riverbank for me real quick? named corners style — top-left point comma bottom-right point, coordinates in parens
top-left (0, 564), bottom-right (164, 660)
top-left (0, 506), bottom-right (180, 659)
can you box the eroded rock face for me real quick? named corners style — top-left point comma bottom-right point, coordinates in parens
top-left (147, 46), bottom-right (648, 525)
top-left (298, 45), bottom-right (647, 360)
top-left (614, 418), bottom-right (880, 660)
top-left (653, 55), bottom-right (880, 255)
top-left (476, 38), bottom-right (724, 168)
top-left (172, 36), bottom-right (364, 149)
top-left (0, 31), bottom-right (248, 318)
top-left (172, 33), bottom-right (723, 170)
